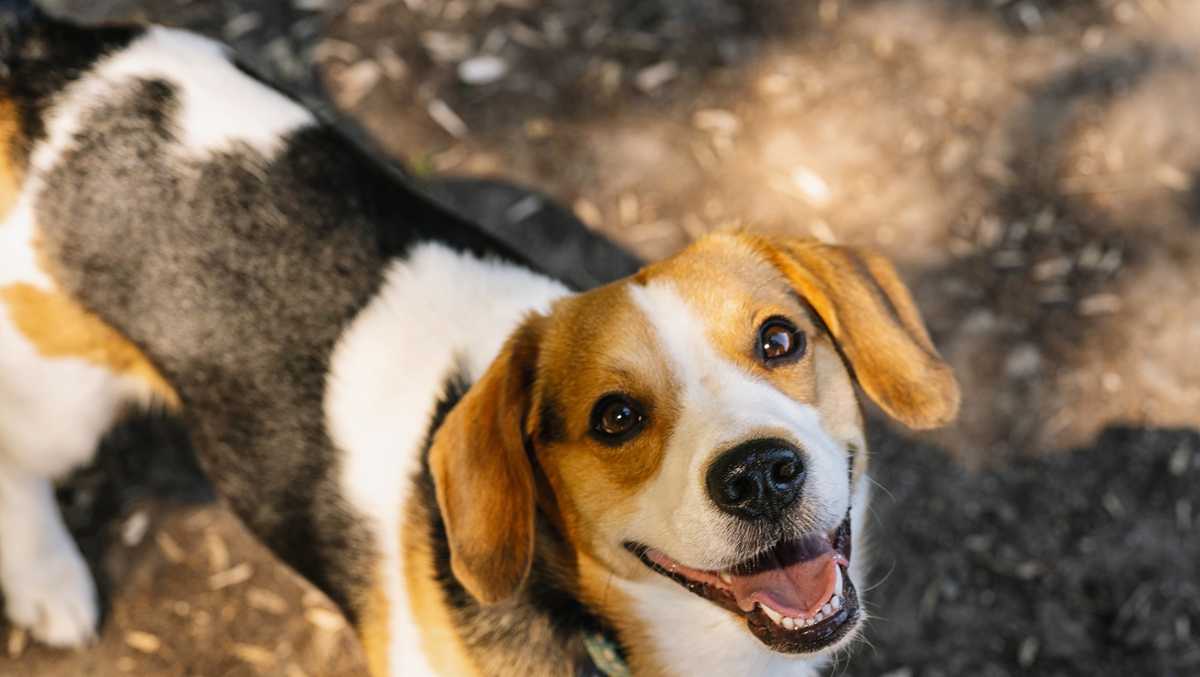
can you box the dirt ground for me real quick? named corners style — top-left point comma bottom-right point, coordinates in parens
top-left (6, 0), bottom-right (1200, 675)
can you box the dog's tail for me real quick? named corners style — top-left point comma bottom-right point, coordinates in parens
top-left (0, 0), bottom-right (39, 78)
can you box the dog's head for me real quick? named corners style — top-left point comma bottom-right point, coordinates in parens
top-left (429, 232), bottom-right (959, 658)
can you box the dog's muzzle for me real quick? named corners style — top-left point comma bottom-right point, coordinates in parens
top-left (624, 515), bottom-right (860, 654)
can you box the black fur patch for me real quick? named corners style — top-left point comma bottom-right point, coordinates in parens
top-left (0, 12), bottom-right (139, 159)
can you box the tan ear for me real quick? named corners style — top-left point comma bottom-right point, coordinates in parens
top-left (754, 236), bottom-right (960, 430)
top-left (429, 317), bottom-right (544, 604)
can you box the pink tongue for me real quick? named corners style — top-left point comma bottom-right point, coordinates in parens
top-left (730, 550), bottom-right (838, 618)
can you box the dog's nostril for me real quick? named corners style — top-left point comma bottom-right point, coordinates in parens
top-left (726, 476), bottom-right (756, 503)
top-left (773, 459), bottom-right (800, 484)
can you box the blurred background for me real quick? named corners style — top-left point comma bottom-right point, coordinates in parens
top-left (8, 0), bottom-right (1199, 675)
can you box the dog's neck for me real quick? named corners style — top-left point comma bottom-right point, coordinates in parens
top-left (416, 455), bottom-right (628, 675)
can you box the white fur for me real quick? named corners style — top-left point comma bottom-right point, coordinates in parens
top-left (28, 26), bottom-right (312, 184)
top-left (325, 243), bottom-right (569, 676)
top-left (625, 280), bottom-right (851, 569)
top-left (0, 298), bottom-right (148, 647)
top-left (0, 305), bottom-right (148, 477)
top-left (0, 467), bottom-right (98, 648)
top-left (0, 194), bottom-right (52, 290)
top-left (614, 576), bottom-right (827, 677)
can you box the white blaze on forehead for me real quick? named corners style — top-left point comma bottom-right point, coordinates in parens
top-left (624, 280), bottom-right (850, 567)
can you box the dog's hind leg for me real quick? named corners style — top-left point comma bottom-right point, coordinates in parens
top-left (0, 467), bottom-right (98, 647)
top-left (0, 303), bottom-right (116, 648)
top-left (0, 18), bottom-right (115, 647)
top-left (0, 281), bottom-right (176, 647)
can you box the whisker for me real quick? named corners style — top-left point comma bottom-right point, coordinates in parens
top-left (863, 556), bottom-right (897, 593)
top-left (865, 474), bottom-right (895, 502)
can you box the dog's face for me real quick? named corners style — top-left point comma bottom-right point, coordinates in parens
top-left (429, 232), bottom-right (959, 658)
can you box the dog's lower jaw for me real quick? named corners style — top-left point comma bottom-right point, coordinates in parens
top-left (608, 573), bottom-right (833, 677)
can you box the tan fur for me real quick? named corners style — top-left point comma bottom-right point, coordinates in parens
top-left (428, 317), bottom-right (545, 605)
top-left (400, 500), bottom-right (480, 677)
top-left (356, 577), bottom-right (394, 677)
top-left (522, 283), bottom-right (683, 585)
top-left (0, 98), bottom-right (22, 221)
top-left (0, 283), bottom-right (180, 408)
top-left (741, 233), bottom-right (961, 429)
top-left (537, 284), bottom-right (678, 489)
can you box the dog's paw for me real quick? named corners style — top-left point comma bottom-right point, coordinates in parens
top-left (2, 546), bottom-right (98, 648)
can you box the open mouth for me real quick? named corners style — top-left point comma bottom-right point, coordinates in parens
top-left (624, 517), bottom-right (859, 653)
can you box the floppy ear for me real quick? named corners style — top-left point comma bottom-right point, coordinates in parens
top-left (429, 317), bottom-right (544, 604)
top-left (754, 236), bottom-right (960, 430)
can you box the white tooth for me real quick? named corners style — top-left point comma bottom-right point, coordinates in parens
top-left (782, 617), bottom-right (795, 630)
top-left (834, 566), bottom-right (844, 594)
top-left (802, 617), bottom-right (814, 627)
top-left (822, 602), bottom-right (833, 616)
top-left (831, 595), bottom-right (843, 610)
top-left (814, 611), bottom-right (826, 623)
top-left (719, 572), bottom-right (732, 584)
top-left (760, 604), bottom-right (783, 625)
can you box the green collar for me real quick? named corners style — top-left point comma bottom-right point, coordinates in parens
top-left (582, 630), bottom-right (632, 677)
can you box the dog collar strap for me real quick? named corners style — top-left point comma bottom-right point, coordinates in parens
top-left (581, 631), bottom-right (632, 677)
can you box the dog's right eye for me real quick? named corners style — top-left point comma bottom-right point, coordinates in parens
top-left (758, 317), bottom-right (806, 366)
top-left (590, 394), bottom-right (646, 443)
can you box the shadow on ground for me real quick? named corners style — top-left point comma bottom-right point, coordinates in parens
top-left (853, 422), bottom-right (1199, 676)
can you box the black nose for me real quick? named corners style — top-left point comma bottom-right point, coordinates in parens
top-left (706, 439), bottom-right (805, 521)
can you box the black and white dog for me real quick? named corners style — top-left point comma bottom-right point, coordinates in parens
top-left (0, 4), bottom-right (959, 675)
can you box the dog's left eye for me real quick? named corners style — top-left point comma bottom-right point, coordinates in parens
top-left (758, 317), bottom-right (806, 364)
top-left (590, 394), bottom-right (646, 443)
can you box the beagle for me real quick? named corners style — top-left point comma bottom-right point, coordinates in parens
top-left (0, 6), bottom-right (960, 676)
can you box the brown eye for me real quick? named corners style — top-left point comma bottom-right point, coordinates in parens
top-left (590, 394), bottom-right (646, 443)
top-left (758, 318), bottom-right (806, 364)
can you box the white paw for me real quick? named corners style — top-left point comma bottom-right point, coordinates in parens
top-left (3, 545), bottom-right (98, 648)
